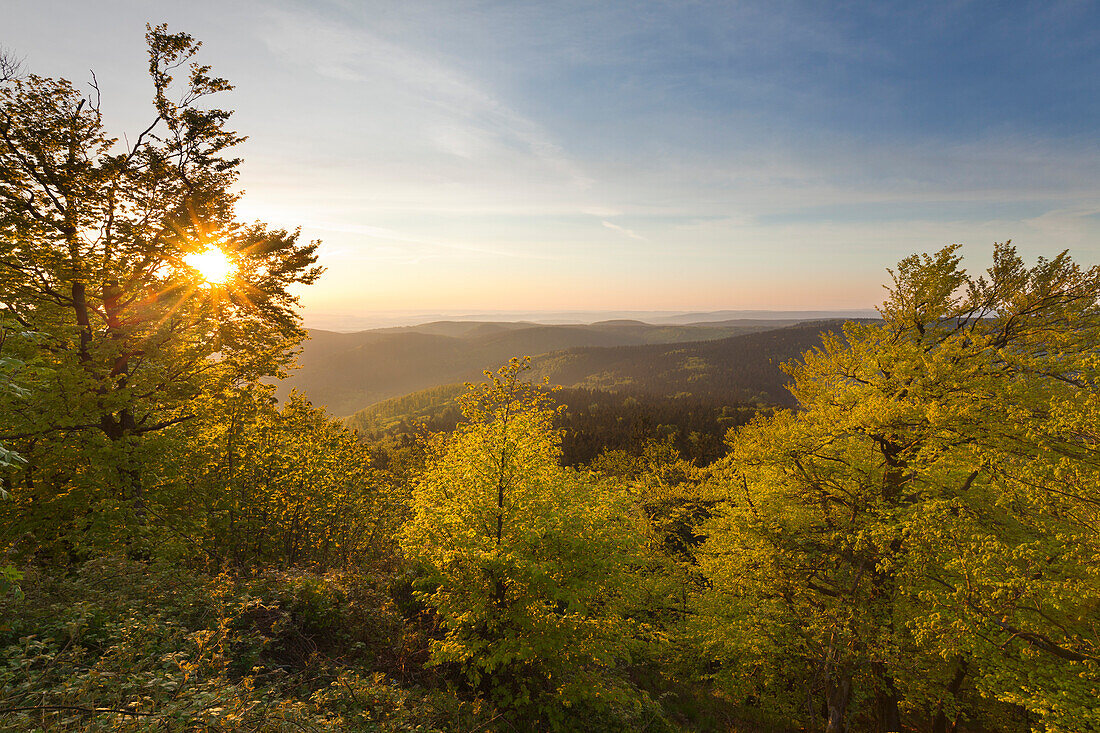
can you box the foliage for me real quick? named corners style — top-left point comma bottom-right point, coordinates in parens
top-left (399, 358), bottom-right (666, 729)
top-left (0, 315), bottom-right (35, 599)
top-left (699, 243), bottom-right (1100, 732)
top-left (0, 25), bottom-right (320, 554)
top-left (0, 315), bottom-right (35, 477)
top-left (0, 557), bottom-right (479, 732)
top-left (151, 383), bottom-right (401, 570)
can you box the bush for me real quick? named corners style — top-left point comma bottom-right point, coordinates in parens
top-left (0, 558), bottom-right (477, 732)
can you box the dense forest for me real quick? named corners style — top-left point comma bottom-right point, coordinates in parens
top-left (1, 28), bottom-right (1099, 733)
top-left (346, 384), bottom-right (760, 465)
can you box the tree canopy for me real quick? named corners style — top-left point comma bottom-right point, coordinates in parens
top-left (400, 358), bottom-right (663, 729)
top-left (699, 243), bottom-right (1100, 732)
top-left (0, 25), bottom-right (320, 552)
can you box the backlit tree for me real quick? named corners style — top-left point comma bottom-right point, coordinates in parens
top-left (0, 26), bottom-right (320, 552)
top-left (400, 358), bottom-right (659, 729)
top-left (700, 243), bottom-right (1100, 732)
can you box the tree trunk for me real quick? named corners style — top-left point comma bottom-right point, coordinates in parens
top-left (872, 436), bottom-right (907, 732)
top-left (825, 676), bottom-right (851, 733)
top-left (872, 663), bottom-right (902, 732)
top-left (932, 659), bottom-right (968, 733)
top-left (72, 280), bottom-right (93, 364)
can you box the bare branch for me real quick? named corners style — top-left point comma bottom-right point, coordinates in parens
top-left (0, 48), bottom-right (24, 83)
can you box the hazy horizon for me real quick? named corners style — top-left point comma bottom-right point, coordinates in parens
top-left (301, 308), bottom-right (883, 332)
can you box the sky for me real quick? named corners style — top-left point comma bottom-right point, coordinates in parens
top-left (5, 0), bottom-right (1100, 322)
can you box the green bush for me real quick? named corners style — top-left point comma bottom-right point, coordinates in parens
top-left (0, 558), bottom-right (475, 732)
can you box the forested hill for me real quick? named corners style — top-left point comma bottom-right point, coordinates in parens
top-left (531, 320), bottom-right (859, 406)
top-left (340, 322), bottom-right (849, 465)
top-left (346, 385), bottom-right (762, 465)
top-left (278, 318), bottom-right (813, 415)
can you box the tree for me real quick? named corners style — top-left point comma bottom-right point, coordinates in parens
top-left (0, 317), bottom-right (31, 475)
top-left (399, 358), bottom-right (660, 729)
top-left (699, 243), bottom-right (1100, 732)
top-left (0, 314), bottom-right (33, 598)
top-left (0, 26), bottom-right (320, 552)
top-left (154, 383), bottom-right (396, 569)
top-left (0, 48), bottom-right (20, 84)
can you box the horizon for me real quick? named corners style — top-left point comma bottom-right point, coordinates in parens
top-left (5, 0), bottom-right (1099, 316)
top-left (301, 307), bottom-right (883, 332)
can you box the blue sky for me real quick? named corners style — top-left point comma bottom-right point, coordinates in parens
top-left (6, 0), bottom-right (1100, 319)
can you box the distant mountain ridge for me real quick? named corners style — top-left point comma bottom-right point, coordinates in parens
top-left (301, 309), bottom-right (880, 331)
top-left (279, 318), bottom-right (872, 416)
top-left (279, 318), bottom-right (807, 415)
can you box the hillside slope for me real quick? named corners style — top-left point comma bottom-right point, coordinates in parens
top-left (531, 321), bottom-right (852, 406)
top-left (279, 319), bottom-right (808, 414)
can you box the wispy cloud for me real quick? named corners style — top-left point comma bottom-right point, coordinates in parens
top-left (257, 6), bottom-right (592, 189)
top-left (601, 220), bottom-right (646, 240)
top-left (298, 220), bottom-right (556, 261)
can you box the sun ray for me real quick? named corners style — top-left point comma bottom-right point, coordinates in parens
top-left (184, 246), bottom-right (236, 286)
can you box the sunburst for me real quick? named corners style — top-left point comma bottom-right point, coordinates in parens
top-left (184, 246), bottom-right (236, 286)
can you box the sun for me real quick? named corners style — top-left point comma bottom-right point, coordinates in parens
top-left (184, 246), bottom-right (236, 286)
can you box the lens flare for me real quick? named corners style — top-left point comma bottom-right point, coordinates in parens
top-left (184, 246), bottom-right (236, 286)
